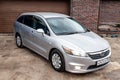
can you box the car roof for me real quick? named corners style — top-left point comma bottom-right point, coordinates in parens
top-left (21, 12), bottom-right (69, 18)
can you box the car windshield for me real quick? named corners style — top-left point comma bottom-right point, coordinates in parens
top-left (46, 17), bottom-right (88, 35)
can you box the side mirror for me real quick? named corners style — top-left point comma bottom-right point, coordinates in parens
top-left (36, 29), bottom-right (44, 34)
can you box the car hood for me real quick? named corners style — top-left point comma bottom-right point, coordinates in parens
top-left (57, 32), bottom-right (109, 52)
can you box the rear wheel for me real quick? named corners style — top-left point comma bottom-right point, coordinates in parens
top-left (16, 34), bottom-right (23, 48)
top-left (50, 49), bottom-right (65, 72)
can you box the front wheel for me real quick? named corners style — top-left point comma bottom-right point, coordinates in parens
top-left (50, 49), bottom-right (65, 72)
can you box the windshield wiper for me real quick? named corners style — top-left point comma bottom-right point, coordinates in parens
top-left (66, 32), bottom-right (81, 34)
top-left (57, 32), bottom-right (81, 35)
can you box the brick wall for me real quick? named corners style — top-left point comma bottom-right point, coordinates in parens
top-left (100, 0), bottom-right (120, 24)
top-left (71, 0), bottom-right (100, 33)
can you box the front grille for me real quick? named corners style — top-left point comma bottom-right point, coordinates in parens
top-left (87, 62), bottom-right (108, 70)
top-left (88, 50), bottom-right (110, 60)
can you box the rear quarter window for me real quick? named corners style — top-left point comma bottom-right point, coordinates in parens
top-left (17, 16), bottom-right (24, 23)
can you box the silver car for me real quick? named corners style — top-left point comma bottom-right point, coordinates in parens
top-left (14, 12), bottom-right (111, 73)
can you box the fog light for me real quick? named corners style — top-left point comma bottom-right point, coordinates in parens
top-left (75, 66), bottom-right (81, 70)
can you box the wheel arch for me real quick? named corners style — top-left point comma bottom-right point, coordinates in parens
top-left (49, 48), bottom-right (65, 60)
top-left (49, 48), bottom-right (57, 60)
top-left (15, 32), bottom-right (20, 38)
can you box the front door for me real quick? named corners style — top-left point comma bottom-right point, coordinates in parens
top-left (31, 16), bottom-right (51, 58)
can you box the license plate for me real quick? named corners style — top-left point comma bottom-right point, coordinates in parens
top-left (97, 58), bottom-right (109, 66)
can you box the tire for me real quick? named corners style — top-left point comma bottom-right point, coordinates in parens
top-left (16, 34), bottom-right (23, 48)
top-left (50, 49), bottom-right (65, 72)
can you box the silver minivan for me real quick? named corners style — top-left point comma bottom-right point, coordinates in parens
top-left (14, 12), bottom-right (111, 73)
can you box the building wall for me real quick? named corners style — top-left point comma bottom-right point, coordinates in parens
top-left (71, 0), bottom-right (100, 33)
top-left (2, 0), bottom-right (119, 33)
top-left (100, 0), bottom-right (120, 24)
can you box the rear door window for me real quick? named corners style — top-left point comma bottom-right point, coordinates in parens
top-left (23, 15), bottom-right (34, 28)
top-left (17, 16), bottom-right (24, 23)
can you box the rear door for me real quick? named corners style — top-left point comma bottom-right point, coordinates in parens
top-left (21, 15), bottom-right (34, 48)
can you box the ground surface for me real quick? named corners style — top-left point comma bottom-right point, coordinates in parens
top-left (0, 35), bottom-right (120, 80)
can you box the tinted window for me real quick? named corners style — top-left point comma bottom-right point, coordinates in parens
top-left (17, 16), bottom-right (24, 23)
top-left (33, 17), bottom-right (50, 35)
top-left (24, 15), bottom-right (34, 28)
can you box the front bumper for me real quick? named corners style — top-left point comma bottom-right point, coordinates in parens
top-left (65, 53), bottom-right (111, 73)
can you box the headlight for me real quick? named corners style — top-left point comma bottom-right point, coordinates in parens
top-left (63, 46), bottom-right (87, 56)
